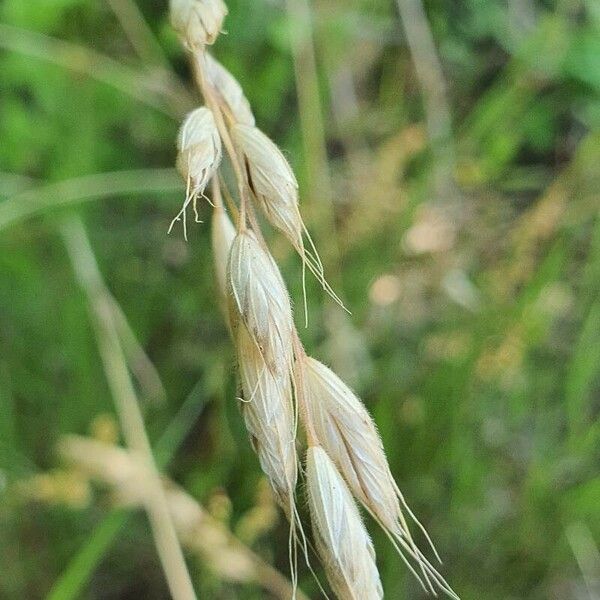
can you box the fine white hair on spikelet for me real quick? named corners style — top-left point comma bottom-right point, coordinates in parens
top-left (236, 326), bottom-right (298, 513)
top-left (172, 107), bottom-right (222, 239)
top-left (203, 53), bottom-right (255, 126)
top-left (230, 124), bottom-right (345, 314)
top-left (226, 229), bottom-right (294, 374)
top-left (170, 0), bottom-right (228, 50)
top-left (306, 445), bottom-right (383, 600)
top-left (299, 356), bottom-right (460, 599)
top-left (230, 124), bottom-right (301, 249)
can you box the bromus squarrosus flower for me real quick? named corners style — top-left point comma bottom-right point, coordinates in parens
top-left (169, 2), bottom-right (460, 598)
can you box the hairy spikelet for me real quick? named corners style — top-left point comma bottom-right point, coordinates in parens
top-left (170, 0), bottom-right (228, 49)
top-left (231, 124), bottom-right (346, 313)
top-left (204, 54), bottom-right (255, 126)
top-left (226, 229), bottom-right (293, 374)
top-left (237, 326), bottom-right (298, 513)
top-left (231, 124), bottom-right (303, 250)
top-left (300, 356), bottom-right (458, 598)
top-left (177, 107), bottom-right (222, 188)
top-left (301, 356), bottom-right (404, 533)
top-left (211, 206), bottom-right (236, 299)
top-left (172, 107), bottom-right (222, 238)
top-left (306, 446), bottom-right (383, 600)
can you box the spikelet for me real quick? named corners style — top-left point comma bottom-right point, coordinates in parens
top-left (204, 54), bottom-right (255, 126)
top-left (170, 0), bottom-right (228, 49)
top-left (236, 326), bottom-right (298, 513)
top-left (172, 107), bottom-right (222, 238)
top-left (231, 124), bottom-right (302, 246)
top-left (306, 446), bottom-right (383, 600)
top-left (299, 356), bottom-right (459, 598)
top-left (211, 206), bottom-right (236, 299)
top-left (226, 229), bottom-right (293, 374)
top-left (231, 124), bottom-right (345, 312)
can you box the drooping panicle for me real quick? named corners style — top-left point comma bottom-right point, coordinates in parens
top-left (236, 326), bottom-right (298, 513)
top-left (299, 356), bottom-right (459, 598)
top-left (204, 54), bottom-right (255, 126)
top-left (306, 446), bottom-right (383, 600)
top-left (226, 229), bottom-right (294, 374)
top-left (173, 106), bottom-right (222, 238)
top-left (170, 0), bottom-right (228, 50)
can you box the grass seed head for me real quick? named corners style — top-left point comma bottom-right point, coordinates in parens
top-left (204, 54), bottom-right (255, 126)
top-left (172, 107), bottom-right (222, 237)
top-left (226, 229), bottom-right (293, 374)
top-left (177, 106), bottom-right (222, 185)
top-left (306, 446), bottom-right (383, 600)
top-left (300, 356), bottom-right (458, 598)
top-left (237, 326), bottom-right (298, 513)
top-left (170, 0), bottom-right (228, 49)
top-left (301, 356), bottom-right (402, 532)
top-left (231, 124), bottom-right (303, 250)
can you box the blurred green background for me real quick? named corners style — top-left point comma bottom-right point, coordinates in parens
top-left (1, 0), bottom-right (599, 598)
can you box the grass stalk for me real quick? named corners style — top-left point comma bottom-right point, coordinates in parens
top-left (394, 0), bottom-right (456, 200)
top-left (0, 23), bottom-right (190, 120)
top-left (48, 379), bottom-right (210, 600)
top-left (60, 216), bottom-right (197, 600)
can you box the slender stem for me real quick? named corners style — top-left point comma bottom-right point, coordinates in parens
top-left (48, 379), bottom-right (211, 600)
top-left (285, 0), bottom-right (342, 272)
top-left (108, 294), bottom-right (166, 404)
top-left (105, 0), bottom-right (171, 68)
top-left (291, 331), bottom-right (318, 447)
top-left (103, 0), bottom-right (195, 109)
top-left (61, 216), bottom-right (197, 600)
top-left (0, 23), bottom-right (190, 120)
top-left (394, 0), bottom-right (456, 200)
top-left (60, 435), bottom-right (309, 600)
top-left (216, 174), bottom-right (240, 224)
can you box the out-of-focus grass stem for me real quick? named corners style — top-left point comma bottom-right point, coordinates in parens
top-left (60, 216), bottom-right (197, 600)
top-left (0, 23), bottom-right (191, 119)
top-left (394, 0), bottom-right (456, 201)
top-left (103, 0), bottom-right (195, 113)
top-left (285, 0), bottom-right (340, 270)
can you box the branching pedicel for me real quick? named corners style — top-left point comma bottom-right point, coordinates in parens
top-left (169, 1), bottom-right (459, 598)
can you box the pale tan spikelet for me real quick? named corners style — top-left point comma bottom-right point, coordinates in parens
top-left (170, 0), bottom-right (228, 50)
top-left (237, 326), bottom-right (298, 513)
top-left (226, 229), bottom-right (293, 374)
top-left (204, 53), bottom-right (255, 126)
top-left (231, 124), bottom-right (346, 313)
top-left (306, 446), bottom-right (383, 600)
top-left (211, 205), bottom-right (236, 299)
top-left (172, 106), bottom-right (222, 238)
top-left (231, 124), bottom-right (303, 250)
top-left (177, 106), bottom-right (222, 186)
top-left (300, 356), bottom-right (459, 599)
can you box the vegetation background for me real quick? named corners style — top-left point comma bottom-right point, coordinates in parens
top-left (1, 0), bottom-right (599, 598)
